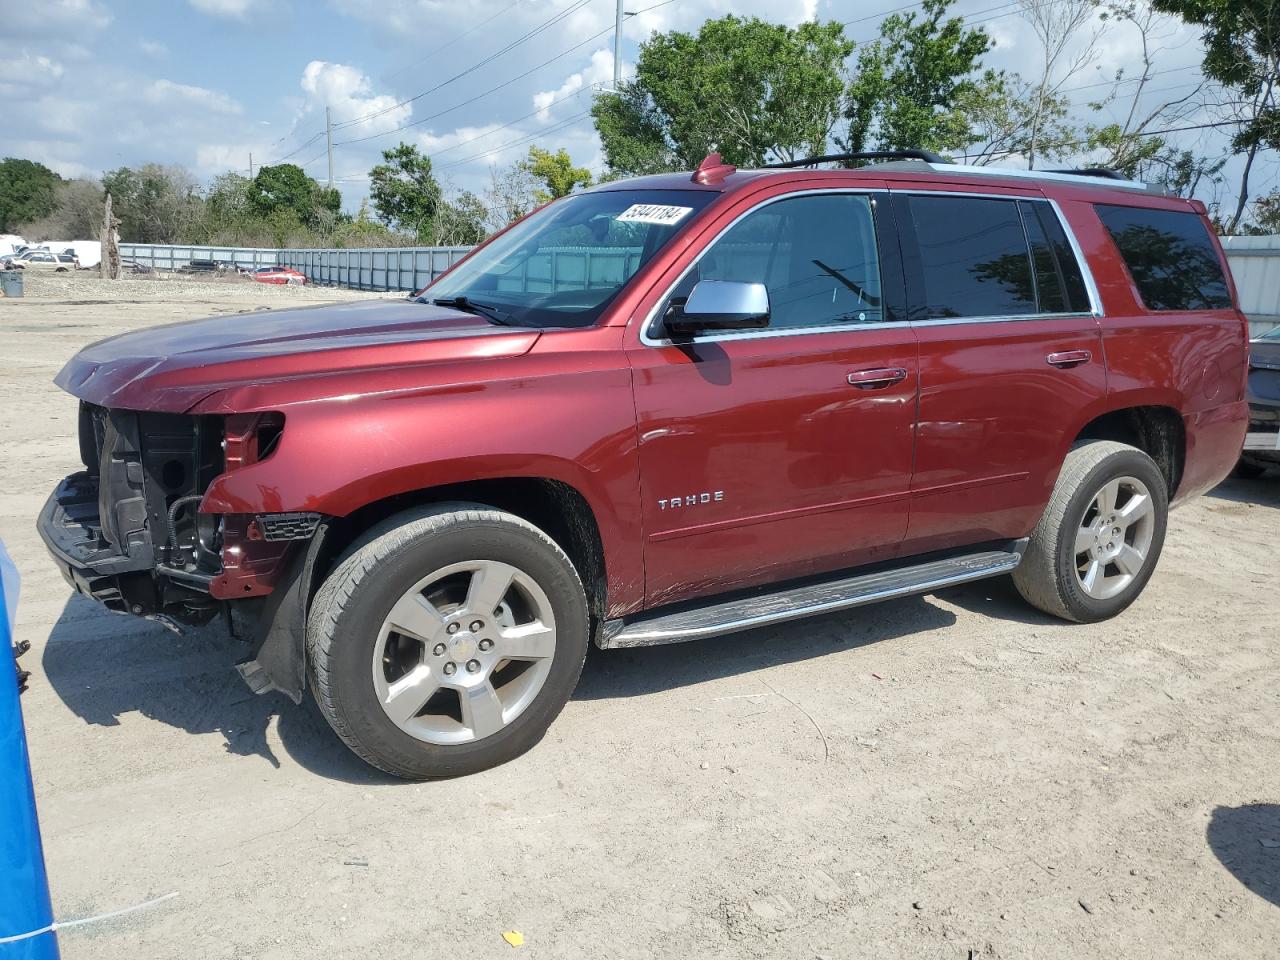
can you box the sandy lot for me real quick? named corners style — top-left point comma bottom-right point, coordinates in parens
top-left (2, 272), bottom-right (1279, 959)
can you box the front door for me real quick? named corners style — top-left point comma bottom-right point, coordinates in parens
top-left (626, 190), bottom-right (920, 608)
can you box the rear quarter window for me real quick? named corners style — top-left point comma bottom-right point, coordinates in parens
top-left (1094, 203), bottom-right (1232, 311)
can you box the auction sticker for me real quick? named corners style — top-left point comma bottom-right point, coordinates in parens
top-left (616, 204), bottom-right (694, 226)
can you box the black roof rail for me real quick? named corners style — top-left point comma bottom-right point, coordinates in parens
top-left (1042, 167), bottom-right (1130, 181)
top-left (765, 149), bottom-right (949, 169)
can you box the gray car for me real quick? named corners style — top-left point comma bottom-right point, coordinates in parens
top-left (1239, 325), bottom-right (1280, 477)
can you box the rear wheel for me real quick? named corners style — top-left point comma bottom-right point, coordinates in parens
top-left (1014, 441), bottom-right (1168, 623)
top-left (308, 503), bottom-right (589, 779)
top-left (1233, 459), bottom-right (1267, 480)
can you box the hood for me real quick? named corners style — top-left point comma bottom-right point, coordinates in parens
top-left (55, 298), bottom-right (542, 412)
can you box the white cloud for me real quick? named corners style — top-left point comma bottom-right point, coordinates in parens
top-left (4, 0), bottom-right (110, 35)
top-left (188, 0), bottom-right (259, 18)
top-left (138, 39), bottom-right (169, 58)
top-left (0, 52), bottom-right (64, 84)
top-left (33, 96), bottom-right (95, 135)
top-left (300, 61), bottom-right (412, 134)
top-left (195, 142), bottom-right (264, 176)
top-left (533, 49), bottom-right (614, 121)
top-left (145, 79), bottom-right (243, 115)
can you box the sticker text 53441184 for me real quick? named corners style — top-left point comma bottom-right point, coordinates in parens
top-left (616, 204), bottom-right (694, 226)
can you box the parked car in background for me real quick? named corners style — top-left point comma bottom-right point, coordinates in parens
top-left (10, 251), bottom-right (77, 272)
top-left (1238, 325), bottom-right (1280, 477)
top-left (54, 241), bottom-right (101, 270)
top-left (249, 266), bottom-right (307, 286)
top-left (39, 150), bottom-right (1250, 780)
top-left (180, 259), bottom-right (227, 274)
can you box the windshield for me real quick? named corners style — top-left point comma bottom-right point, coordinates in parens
top-left (418, 189), bottom-right (716, 328)
top-left (1262, 325), bottom-right (1280, 341)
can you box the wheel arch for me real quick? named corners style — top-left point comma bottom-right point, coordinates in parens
top-left (238, 475), bottom-right (612, 706)
top-left (1071, 404), bottom-right (1186, 496)
top-left (320, 476), bottom-right (610, 631)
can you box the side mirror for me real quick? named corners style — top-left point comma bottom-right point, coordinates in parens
top-left (665, 280), bottom-right (770, 336)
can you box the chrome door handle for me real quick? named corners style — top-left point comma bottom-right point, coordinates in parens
top-left (1046, 350), bottom-right (1092, 369)
top-left (847, 367), bottom-right (909, 389)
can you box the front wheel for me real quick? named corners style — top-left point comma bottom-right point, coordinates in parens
top-left (1014, 440), bottom-right (1168, 623)
top-left (307, 504), bottom-right (589, 779)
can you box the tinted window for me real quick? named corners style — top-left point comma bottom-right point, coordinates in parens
top-left (670, 193), bottom-right (883, 330)
top-left (1095, 203), bottom-right (1231, 311)
top-left (1033, 203), bottom-right (1090, 312)
top-left (907, 196), bottom-right (1036, 318)
top-left (1019, 201), bottom-right (1067, 313)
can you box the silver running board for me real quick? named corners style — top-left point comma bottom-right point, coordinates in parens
top-left (600, 542), bottom-right (1027, 649)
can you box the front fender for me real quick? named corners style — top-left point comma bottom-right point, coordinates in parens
top-left (199, 351), bottom-right (645, 614)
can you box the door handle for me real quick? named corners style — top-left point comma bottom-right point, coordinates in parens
top-left (1046, 350), bottom-right (1092, 369)
top-left (846, 367), bottom-right (909, 389)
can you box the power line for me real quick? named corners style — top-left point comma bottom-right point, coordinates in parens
top-left (439, 109), bottom-right (595, 169)
top-left (334, 0), bottom-right (598, 131)
top-left (427, 88), bottom-right (599, 161)
top-left (334, 20), bottom-right (617, 147)
top-left (381, 0), bottom-right (526, 84)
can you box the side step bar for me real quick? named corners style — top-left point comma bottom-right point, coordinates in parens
top-left (599, 541), bottom-right (1027, 649)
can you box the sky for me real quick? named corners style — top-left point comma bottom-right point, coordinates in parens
top-left (0, 0), bottom-right (1272, 214)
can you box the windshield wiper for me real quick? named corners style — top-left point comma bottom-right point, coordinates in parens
top-left (426, 295), bottom-right (516, 326)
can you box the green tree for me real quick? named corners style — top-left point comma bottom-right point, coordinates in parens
top-left (520, 147), bottom-right (592, 203)
top-left (102, 164), bottom-right (203, 243)
top-left (0, 158), bottom-right (62, 232)
top-left (434, 191), bottom-right (490, 246)
top-left (1242, 192), bottom-right (1280, 234)
top-left (842, 0), bottom-right (996, 157)
top-left (18, 178), bottom-right (104, 241)
top-left (1149, 0), bottom-right (1280, 232)
top-left (247, 163), bottom-right (339, 227)
top-left (369, 143), bottom-right (444, 241)
top-left (592, 15), bottom-right (854, 174)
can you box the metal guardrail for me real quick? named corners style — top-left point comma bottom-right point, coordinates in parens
top-left (277, 247), bottom-right (472, 292)
top-left (117, 243), bottom-right (472, 292)
top-left (118, 244), bottom-right (281, 272)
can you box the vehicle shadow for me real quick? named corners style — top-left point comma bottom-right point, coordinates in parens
top-left (43, 589), bottom-right (961, 777)
top-left (1207, 803), bottom-right (1280, 906)
top-left (1208, 474), bottom-right (1280, 508)
top-left (574, 593), bottom-right (957, 701)
top-left (42, 594), bottom-right (395, 785)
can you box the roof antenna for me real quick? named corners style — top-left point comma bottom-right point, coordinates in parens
top-left (692, 153), bottom-right (736, 185)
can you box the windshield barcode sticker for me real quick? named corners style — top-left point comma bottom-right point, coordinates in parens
top-left (616, 204), bottom-right (694, 226)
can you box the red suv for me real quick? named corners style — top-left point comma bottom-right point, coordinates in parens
top-left (39, 151), bottom-right (1249, 778)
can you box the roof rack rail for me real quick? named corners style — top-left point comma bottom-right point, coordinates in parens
top-left (765, 149), bottom-right (949, 169)
top-left (1042, 167), bottom-right (1129, 181)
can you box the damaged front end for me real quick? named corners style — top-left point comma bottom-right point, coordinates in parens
top-left (38, 402), bottom-right (324, 701)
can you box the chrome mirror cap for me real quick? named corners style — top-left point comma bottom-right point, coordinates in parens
top-left (667, 280), bottom-right (770, 334)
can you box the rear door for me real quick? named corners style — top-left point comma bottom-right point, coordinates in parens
top-left (891, 189), bottom-right (1107, 554)
top-left (626, 187), bottom-right (920, 607)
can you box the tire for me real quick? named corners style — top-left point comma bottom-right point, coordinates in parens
top-left (307, 503), bottom-right (589, 779)
top-left (1013, 440), bottom-right (1168, 623)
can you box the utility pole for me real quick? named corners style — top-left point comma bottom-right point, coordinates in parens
top-left (248, 152), bottom-right (254, 179)
top-left (613, 0), bottom-right (624, 87)
top-left (325, 106), bottom-right (334, 189)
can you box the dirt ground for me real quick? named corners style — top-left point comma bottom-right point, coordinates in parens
top-left (2, 272), bottom-right (1279, 959)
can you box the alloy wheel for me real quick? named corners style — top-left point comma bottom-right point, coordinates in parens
top-left (1073, 475), bottom-right (1156, 601)
top-left (371, 559), bottom-right (557, 745)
